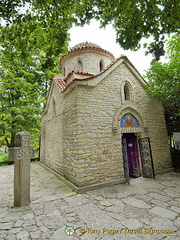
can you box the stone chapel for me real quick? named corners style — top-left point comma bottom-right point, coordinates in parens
top-left (40, 42), bottom-right (172, 192)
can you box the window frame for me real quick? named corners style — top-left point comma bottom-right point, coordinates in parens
top-left (78, 59), bottom-right (83, 72)
top-left (99, 59), bottom-right (104, 72)
top-left (123, 82), bottom-right (133, 101)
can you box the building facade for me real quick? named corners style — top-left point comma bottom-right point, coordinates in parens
top-left (40, 42), bottom-right (172, 191)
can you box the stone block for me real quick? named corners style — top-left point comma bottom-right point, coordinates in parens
top-left (9, 132), bottom-right (34, 207)
top-left (149, 206), bottom-right (178, 219)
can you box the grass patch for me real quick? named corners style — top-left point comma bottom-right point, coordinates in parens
top-left (0, 153), bottom-right (8, 163)
top-left (0, 153), bottom-right (14, 166)
top-left (0, 151), bottom-right (39, 166)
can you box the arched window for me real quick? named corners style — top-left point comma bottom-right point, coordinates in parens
top-left (120, 114), bottom-right (139, 128)
top-left (124, 84), bottom-right (130, 100)
top-left (78, 60), bottom-right (83, 71)
top-left (99, 60), bottom-right (104, 72)
top-left (52, 97), bottom-right (56, 116)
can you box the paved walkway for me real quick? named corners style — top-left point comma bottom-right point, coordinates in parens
top-left (0, 162), bottom-right (179, 240)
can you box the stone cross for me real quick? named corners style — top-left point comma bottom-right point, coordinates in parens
top-left (9, 132), bottom-right (34, 207)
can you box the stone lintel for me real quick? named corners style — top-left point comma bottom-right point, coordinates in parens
top-left (121, 127), bottom-right (143, 133)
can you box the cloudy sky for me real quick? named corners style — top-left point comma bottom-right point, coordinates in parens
top-left (68, 19), bottom-right (154, 75)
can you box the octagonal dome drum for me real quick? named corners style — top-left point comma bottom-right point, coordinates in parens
top-left (60, 42), bottom-right (115, 76)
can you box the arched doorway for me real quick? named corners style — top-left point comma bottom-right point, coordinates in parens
top-left (122, 133), bottom-right (140, 178)
top-left (121, 113), bottom-right (141, 179)
top-left (120, 113), bottom-right (155, 181)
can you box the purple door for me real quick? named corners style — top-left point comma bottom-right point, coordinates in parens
top-left (123, 133), bottom-right (140, 178)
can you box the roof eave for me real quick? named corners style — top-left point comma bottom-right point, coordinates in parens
top-left (60, 56), bottom-right (148, 94)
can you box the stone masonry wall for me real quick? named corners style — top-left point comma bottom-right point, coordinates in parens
top-left (40, 83), bottom-right (64, 175)
top-left (41, 62), bottom-right (171, 187)
top-left (61, 51), bottom-right (113, 76)
top-left (63, 62), bottom-right (171, 186)
top-left (120, 64), bottom-right (172, 172)
top-left (61, 88), bottom-right (79, 182)
top-left (115, 63), bottom-right (172, 172)
top-left (74, 84), bottom-right (123, 186)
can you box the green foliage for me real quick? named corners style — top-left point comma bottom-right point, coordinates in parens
top-left (0, 0), bottom-right (73, 69)
top-left (0, 153), bottom-right (8, 163)
top-left (74, 0), bottom-right (180, 60)
top-left (0, 17), bottom-right (69, 70)
top-left (0, 2), bottom-right (66, 150)
top-left (0, 47), bottom-right (48, 148)
top-left (145, 34), bottom-right (180, 136)
top-left (1, 0), bottom-right (179, 60)
top-left (0, 1), bottom-right (179, 149)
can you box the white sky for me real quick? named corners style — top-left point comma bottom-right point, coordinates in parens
top-left (68, 19), bottom-right (153, 75)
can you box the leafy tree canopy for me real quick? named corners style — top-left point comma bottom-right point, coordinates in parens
top-left (145, 34), bottom-right (180, 136)
top-left (0, 1), bottom-right (179, 149)
top-left (0, 46), bottom-right (51, 148)
top-left (1, 0), bottom-right (180, 60)
top-left (0, 1), bottom-right (67, 148)
top-left (0, 0), bottom-right (72, 69)
top-left (87, 0), bottom-right (180, 60)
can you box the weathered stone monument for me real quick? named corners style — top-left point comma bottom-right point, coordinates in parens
top-left (9, 132), bottom-right (34, 207)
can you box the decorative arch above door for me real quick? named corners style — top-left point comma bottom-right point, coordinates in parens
top-left (112, 104), bottom-right (144, 131)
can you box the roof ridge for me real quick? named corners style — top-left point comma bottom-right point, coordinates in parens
top-left (71, 41), bottom-right (101, 51)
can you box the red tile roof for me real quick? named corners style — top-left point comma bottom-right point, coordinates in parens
top-left (54, 55), bottom-right (147, 93)
top-left (54, 76), bottom-right (67, 91)
top-left (40, 55), bottom-right (147, 115)
top-left (54, 57), bottom-right (119, 92)
top-left (54, 70), bottom-right (95, 92)
top-left (60, 41), bottom-right (115, 64)
top-left (71, 42), bottom-right (102, 51)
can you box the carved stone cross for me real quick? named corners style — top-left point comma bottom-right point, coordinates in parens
top-left (9, 132), bottom-right (34, 207)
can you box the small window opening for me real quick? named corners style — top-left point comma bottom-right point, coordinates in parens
top-left (64, 67), bottom-right (66, 76)
top-left (53, 98), bottom-right (56, 116)
top-left (99, 60), bottom-right (103, 72)
top-left (78, 60), bottom-right (83, 71)
top-left (124, 84), bottom-right (130, 100)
